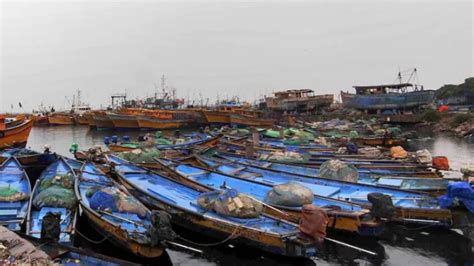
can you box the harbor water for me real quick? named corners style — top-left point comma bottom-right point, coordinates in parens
top-left (26, 126), bottom-right (474, 265)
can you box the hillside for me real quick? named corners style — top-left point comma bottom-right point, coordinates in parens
top-left (435, 77), bottom-right (474, 103)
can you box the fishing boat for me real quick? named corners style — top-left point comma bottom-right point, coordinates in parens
top-left (25, 158), bottom-right (78, 244)
top-left (217, 143), bottom-right (431, 171)
top-left (107, 113), bottom-right (139, 130)
top-left (222, 151), bottom-right (441, 179)
top-left (200, 155), bottom-right (447, 194)
top-left (202, 101), bottom-right (244, 124)
top-left (229, 114), bottom-right (275, 127)
top-left (340, 69), bottom-right (434, 114)
top-left (92, 112), bottom-right (115, 130)
top-left (0, 157), bottom-right (31, 231)
top-left (0, 149), bottom-right (59, 185)
top-left (33, 115), bottom-right (50, 126)
top-left (75, 114), bottom-right (89, 125)
top-left (196, 155), bottom-right (455, 226)
top-left (153, 158), bottom-right (385, 236)
top-left (47, 113), bottom-right (75, 125)
top-left (75, 162), bottom-right (168, 258)
top-left (136, 115), bottom-right (193, 130)
top-left (0, 116), bottom-right (34, 149)
top-left (107, 155), bottom-right (319, 258)
top-left (264, 89), bottom-right (334, 112)
top-left (107, 133), bottom-right (218, 152)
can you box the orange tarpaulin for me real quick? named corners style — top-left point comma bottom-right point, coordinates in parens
top-left (438, 105), bottom-right (449, 112)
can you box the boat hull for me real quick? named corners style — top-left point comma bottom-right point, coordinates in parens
top-left (230, 114), bottom-right (275, 127)
top-left (136, 116), bottom-right (192, 130)
top-left (93, 114), bottom-right (114, 129)
top-left (341, 90), bottom-right (434, 111)
top-left (48, 115), bottom-right (75, 125)
top-left (202, 110), bottom-right (231, 124)
top-left (108, 114), bottom-right (139, 130)
top-left (80, 206), bottom-right (164, 258)
top-left (116, 174), bottom-right (316, 257)
top-left (0, 119), bottom-right (34, 149)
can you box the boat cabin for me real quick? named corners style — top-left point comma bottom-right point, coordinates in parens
top-left (353, 83), bottom-right (423, 95)
top-left (273, 89), bottom-right (315, 99)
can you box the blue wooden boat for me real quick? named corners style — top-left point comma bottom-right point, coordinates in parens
top-left (108, 133), bottom-right (218, 152)
top-left (210, 155), bottom-right (447, 193)
top-left (195, 155), bottom-right (453, 226)
top-left (75, 162), bottom-right (167, 258)
top-left (106, 155), bottom-right (319, 258)
top-left (152, 158), bottom-right (384, 236)
top-left (0, 157), bottom-right (31, 231)
top-left (0, 148), bottom-right (59, 183)
top-left (218, 153), bottom-right (439, 178)
top-left (26, 157), bottom-right (78, 244)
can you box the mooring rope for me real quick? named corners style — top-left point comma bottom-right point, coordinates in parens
top-left (175, 226), bottom-right (242, 247)
top-left (75, 228), bottom-right (110, 244)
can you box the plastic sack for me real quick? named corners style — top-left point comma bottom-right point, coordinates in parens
top-left (319, 160), bottom-right (359, 182)
top-left (33, 186), bottom-right (77, 209)
top-left (432, 156), bottom-right (450, 170)
top-left (299, 205), bottom-right (328, 241)
top-left (390, 146), bottom-right (407, 159)
top-left (438, 182), bottom-right (474, 213)
top-left (461, 165), bottom-right (474, 177)
top-left (265, 182), bottom-right (314, 207)
top-left (197, 189), bottom-right (263, 218)
top-left (416, 149), bottom-right (432, 164)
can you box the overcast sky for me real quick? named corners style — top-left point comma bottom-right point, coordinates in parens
top-left (1, 0), bottom-right (472, 112)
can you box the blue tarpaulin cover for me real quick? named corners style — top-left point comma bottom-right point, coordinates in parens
top-left (89, 190), bottom-right (118, 212)
top-left (438, 182), bottom-right (474, 213)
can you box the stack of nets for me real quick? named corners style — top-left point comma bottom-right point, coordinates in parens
top-left (88, 187), bottom-right (148, 218)
top-left (265, 182), bottom-right (314, 207)
top-left (0, 186), bottom-right (27, 202)
top-left (197, 189), bottom-right (262, 218)
top-left (319, 160), bottom-right (359, 182)
top-left (260, 151), bottom-right (307, 162)
top-left (33, 174), bottom-right (77, 209)
top-left (116, 149), bottom-right (160, 163)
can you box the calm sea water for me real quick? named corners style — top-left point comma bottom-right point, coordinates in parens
top-left (26, 126), bottom-right (474, 265)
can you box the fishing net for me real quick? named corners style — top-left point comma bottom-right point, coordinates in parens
top-left (33, 186), bottom-right (77, 209)
top-left (263, 129), bottom-right (282, 138)
top-left (319, 160), bottom-right (359, 182)
top-left (39, 174), bottom-right (74, 190)
top-left (116, 149), bottom-right (160, 163)
top-left (349, 130), bottom-right (359, 138)
top-left (265, 182), bottom-right (314, 207)
top-left (197, 189), bottom-right (263, 218)
top-left (156, 138), bottom-right (172, 145)
top-left (367, 192), bottom-right (395, 219)
top-left (148, 210), bottom-right (177, 245)
top-left (387, 127), bottom-right (402, 137)
top-left (374, 129), bottom-right (386, 136)
top-left (260, 151), bottom-right (308, 163)
top-left (358, 147), bottom-right (381, 158)
top-left (416, 149), bottom-right (432, 164)
top-left (0, 186), bottom-right (27, 202)
top-left (390, 146), bottom-right (408, 159)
